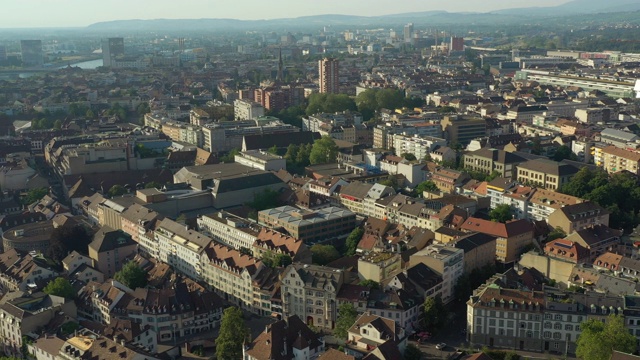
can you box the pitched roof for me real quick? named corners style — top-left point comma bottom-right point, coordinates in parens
top-left (460, 217), bottom-right (533, 238)
top-left (611, 351), bottom-right (640, 360)
top-left (348, 314), bottom-right (399, 342)
top-left (245, 315), bottom-right (323, 360)
top-left (602, 146), bottom-right (640, 162)
top-left (517, 158), bottom-right (579, 176)
top-left (318, 349), bottom-right (355, 360)
top-left (339, 181), bottom-right (373, 200)
top-left (567, 225), bottom-right (622, 248)
top-left (553, 201), bottom-right (608, 220)
top-left (89, 227), bottom-right (136, 253)
top-left (255, 228), bottom-right (307, 258)
top-left (454, 232), bottom-right (497, 253)
top-left (463, 353), bottom-right (494, 360)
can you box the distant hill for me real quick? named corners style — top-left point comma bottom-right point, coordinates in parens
top-left (492, 0), bottom-right (640, 15)
top-left (85, 0), bottom-right (640, 32)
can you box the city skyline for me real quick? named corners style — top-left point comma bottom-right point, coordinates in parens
top-left (1, 0), bottom-right (571, 28)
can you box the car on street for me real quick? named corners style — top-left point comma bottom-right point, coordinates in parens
top-left (436, 343), bottom-right (447, 350)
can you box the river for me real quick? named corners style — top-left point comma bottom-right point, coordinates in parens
top-left (59, 58), bottom-right (103, 69)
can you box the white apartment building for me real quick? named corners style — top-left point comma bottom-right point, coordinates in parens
top-left (391, 134), bottom-right (447, 160)
top-left (197, 211), bottom-right (260, 250)
top-left (155, 218), bottom-right (212, 281)
top-left (200, 242), bottom-right (264, 311)
top-left (410, 244), bottom-right (464, 304)
top-left (234, 99), bottom-right (264, 121)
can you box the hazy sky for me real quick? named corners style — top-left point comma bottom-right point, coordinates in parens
top-left (2, 0), bottom-right (571, 28)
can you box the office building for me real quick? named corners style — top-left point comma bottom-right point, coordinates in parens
top-left (319, 58), bottom-right (339, 94)
top-left (20, 40), bottom-right (43, 67)
top-left (258, 206), bottom-right (356, 244)
top-left (404, 23), bottom-right (414, 42)
top-left (441, 115), bottom-right (487, 146)
top-left (102, 37), bottom-right (124, 67)
top-left (450, 36), bottom-right (464, 52)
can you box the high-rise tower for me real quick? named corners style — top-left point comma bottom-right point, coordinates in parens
top-left (276, 47), bottom-right (284, 82)
top-left (102, 38), bottom-right (125, 67)
top-left (318, 58), bottom-right (339, 94)
top-left (20, 40), bottom-right (43, 67)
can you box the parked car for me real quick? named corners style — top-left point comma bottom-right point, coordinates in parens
top-left (436, 343), bottom-right (447, 350)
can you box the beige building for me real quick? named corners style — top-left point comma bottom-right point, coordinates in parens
top-left (88, 227), bottom-right (138, 278)
top-left (441, 115), bottom-right (487, 146)
top-left (281, 264), bottom-right (345, 329)
top-left (347, 314), bottom-right (407, 357)
top-left (527, 188), bottom-right (583, 221)
top-left (358, 252), bottom-right (402, 283)
top-left (0, 292), bottom-right (77, 357)
top-left (547, 202), bottom-right (609, 234)
top-left (200, 242), bottom-right (264, 311)
top-left (410, 244), bottom-right (464, 303)
top-left (120, 203), bottom-right (160, 243)
top-left (460, 218), bottom-right (534, 264)
top-left (601, 145), bottom-right (640, 175)
top-left (516, 159), bottom-right (579, 190)
top-left (463, 148), bottom-right (526, 179)
top-left (454, 232), bottom-right (497, 273)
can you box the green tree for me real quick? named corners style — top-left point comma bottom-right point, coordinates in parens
top-left (576, 315), bottom-right (636, 360)
top-left (415, 180), bottom-right (439, 195)
top-left (345, 227), bottom-right (364, 256)
top-left (216, 307), bottom-right (249, 360)
top-left (22, 187), bottom-right (48, 204)
top-left (219, 148), bottom-right (240, 163)
top-left (355, 88), bottom-right (407, 120)
top-left (310, 244), bottom-right (340, 265)
top-left (267, 145), bottom-right (279, 155)
top-left (306, 93), bottom-right (356, 116)
top-left (295, 143), bottom-right (313, 168)
top-left (309, 136), bottom-right (339, 164)
top-left (485, 170), bottom-right (501, 182)
top-left (552, 145), bottom-right (578, 162)
top-left (334, 303), bottom-right (358, 339)
top-left (547, 226), bottom-right (567, 241)
top-left (531, 135), bottom-right (543, 155)
top-left (249, 188), bottom-right (282, 211)
top-left (108, 185), bottom-right (127, 197)
top-left (136, 102), bottom-right (150, 115)
top-left (437, 106), bottom-right (457, 114)
top-left (421, 296), bottom-right (447, 332)
top-left (43, 277), bottom-right (75, 299)
top-left (401, 153), bottom-right (417, 161)
top-left (358, 279), bottom-right (380, 289)
top-left (489, 204), bottom-right (513, 223)
top-left (262, 251), bottom-right (293, 268)
top-left (114, 261), bottom-right (148, 289)
top-left (404, 344), bottom-right (423, 360)
top-left (144, 181), bottom-right (162, 189)
top-left (85, 109), bottom-right (96, 119)
top-left (284, 144), bottom-right (299, 163)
